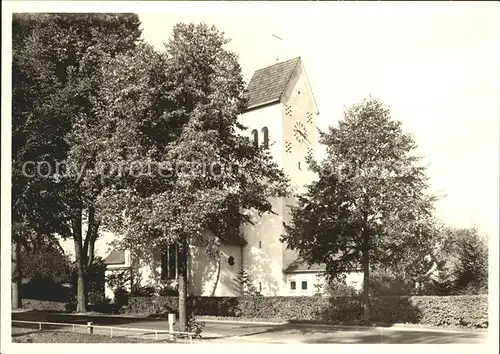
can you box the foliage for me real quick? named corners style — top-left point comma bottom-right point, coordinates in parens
top-left (93, 22), bottom-right (289, 329)
top-left (21, 279), bottom-right (74, 302)
top-left (19, 238), bottom-right (73, 303)
top-left (21, 299), bottom-right (74, 312)
top-left (126, 295), bottom-right (487, 328)
top-left (96, 22), bottom-right (289, 261)
top-left (21, 242), bottom-right (73, 284)
top-left (105, 269), bottom-right (131, 306)
top-left (428, 227), bottom-right (488, 295)
top-left (105, 269), bottom-right (131, 291)
top-left (130, 285), bottom-right (156, 297)
top-left (158, 284), bottom-right (179, 297)
top-left (12, 13), bottom-right (143, 311)
top-left (105, 269), bottom-right (157, 300)
top-left (185, 316), bottom-right (205, 338)
top-left (71, 257), bottom-right (107, 304)
top-left (127, 296), bottom-right (178, 315)
top-left (234, 267), bottom-right (260, 295)
top-left (282, 98), bottom-right (436, 320)
top-left (113, 288), bottom-right (129, 307)
top-left (366, 268), bottom-right (415, 296)
top-left (323, 280), bottom-right (360, 297)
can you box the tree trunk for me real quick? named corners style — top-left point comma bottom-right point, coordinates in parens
top-left (178, 238), bottom-right (189, 331)
top-left (83, 206), bottom-right (99, 268)
top-left (87, 241), bottom-right (95, 267)
top-left (211, 249), bottom-right (221, 296)
top-left (73, 212), bottom-right (87, 312)
top-left (362, 228), bottom-right (370, 323)
top-left (12, 240), bottom-right (22, 309)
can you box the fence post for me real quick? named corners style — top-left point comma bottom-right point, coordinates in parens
top-left (110, 327), bottom-right (113, 338)
top-left (39, 322), bottom-right (41, 331)
top-left (73, 324), bottom-right (75, 332)
top-left (87, 322), bottom-right (93, 335)
top-left (168, 313), bottom-right (175, 342)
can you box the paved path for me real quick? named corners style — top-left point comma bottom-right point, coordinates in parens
top-left (12, 311), bottom-right (488, 344)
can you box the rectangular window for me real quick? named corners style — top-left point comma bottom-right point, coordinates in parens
top-left (301, 281), bottom-right (307, 290)
top-left (161, 243), bottom-right (179, 280)
top-left (290, 281), bottom-right (296, 290)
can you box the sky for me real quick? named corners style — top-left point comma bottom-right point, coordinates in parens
top-left (138, 2), bottom-right (500, 238)
top-left (1, 1), bottom-right (498, 239)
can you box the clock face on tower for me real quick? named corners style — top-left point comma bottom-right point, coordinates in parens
top-left (293, 121), bottom-right (309, 144)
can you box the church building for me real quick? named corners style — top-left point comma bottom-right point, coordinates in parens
top-left (61, 57), bottom-right (363, 299)
top-left (102, 57), bottom-right (329, 297)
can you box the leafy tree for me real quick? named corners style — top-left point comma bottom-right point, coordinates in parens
top-left (95, 23), bottom-right (289, 330)
top-left (282, 98), bottom-right (436, 322)
top-left (432, 227), bottom-right (488, 295)
top-left (11, 13), bottom-right (142, 311)
top-left (367, 268), bottom-right (414, 296)
top-left (373, 218), bottom-right (442, 294)
top-left (12, 14), bottom-right (74, 308)
top-left (21, 240), bottom-right (73, 284)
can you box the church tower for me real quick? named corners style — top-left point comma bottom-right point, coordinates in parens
top-left (239, 57), bottom-right (320, 295)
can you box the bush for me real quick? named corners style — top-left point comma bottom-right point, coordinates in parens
top-left (113, 287), bottom-right (129, 307)
top-left (87, 291), bottom-right (106, 306)
top-left (21, 277), bottom-right (74, 302)
top-left (21, 242), bottom-right (73, 284)
top-left (368, 269), bottom-right (415, 296)
top-left (158, 284), bottom-right (179, 297)
top-left (324, 282), bottom-right (360, 297)
top-left (432, 227), bottom-right (488, 295)
top-left (186, 316), bottom-right (205, 339)
top-left (22, 299), bottom-right (74, 312)
top-left (126, 294), bottom-right (487, 328)
top-left (127, 296), bottom-right (178, 315)
top-left (105, 269), bottom-right (132, 306)
top-left (130, 285), bottom-right (156, 297)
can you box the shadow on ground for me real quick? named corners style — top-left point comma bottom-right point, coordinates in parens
top-left (12, 310), bottom-right (487, 344)
top-left (302, 330), bottom-right (485, 344)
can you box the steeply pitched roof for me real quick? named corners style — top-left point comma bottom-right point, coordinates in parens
top-left (245, 57), bottom-right (301, 111)
top-left (283, 258), bottom-right (326, 273)
top-left (103, 250), bottom-right (125, 265)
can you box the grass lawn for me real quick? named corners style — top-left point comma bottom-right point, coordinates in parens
top-left (11, 327), bottom-right (160, 343)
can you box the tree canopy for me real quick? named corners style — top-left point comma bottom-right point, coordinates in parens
top-left (282, 98), bottom-right (436, 320)
top-left (12, 13), bottom-right (143, 310)
top-left (91, 23), bottom-right (289, 329)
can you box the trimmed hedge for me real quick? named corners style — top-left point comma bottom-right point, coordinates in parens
top-left (127, 295), bottom-right (488, 328)
top-left (21, 299), bottom-right (74, 312)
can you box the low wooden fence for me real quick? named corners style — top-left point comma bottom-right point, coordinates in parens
top-left (12, 320), bottom-right (195, 343)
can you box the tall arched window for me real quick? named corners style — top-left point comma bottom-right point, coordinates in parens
top-left (261, 127), bottom-right (269, 149)
top-left (251, 129), bottom-right (259, 147)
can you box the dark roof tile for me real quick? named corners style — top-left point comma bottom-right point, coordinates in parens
top-left (245, 57), bottom-right (301, 110)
